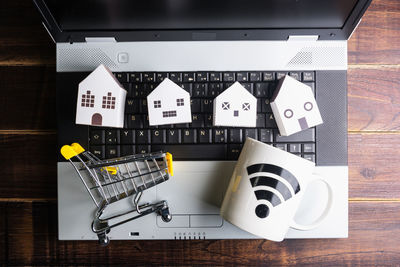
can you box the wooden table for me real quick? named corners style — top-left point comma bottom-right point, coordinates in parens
top-left (1, 0), bottom-right (399, 265)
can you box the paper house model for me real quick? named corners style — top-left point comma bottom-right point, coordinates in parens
top-left (213, 82), bottom-right (257, 127)
top-left (147, 78), bottom-right (192, 126)
top-left (76, 64), bottom-right (127, 128)
top-left (270, 75), bottom-right (323, 136)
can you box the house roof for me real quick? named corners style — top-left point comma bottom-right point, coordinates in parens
top-left (216, 82), bottom-right (256, 101)
top-left (147, 78), bottom-right (189, 99)
top-left (272, 75), bottom-right (311, 103)
top-left (79, 64), bottom-right (125, 93)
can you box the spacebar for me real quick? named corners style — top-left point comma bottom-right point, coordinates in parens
top-left (152, 145), bottom-right (227, 160)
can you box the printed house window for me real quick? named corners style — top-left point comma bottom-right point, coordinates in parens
top-left (154, 100), bottom-right (161, 108)
top-left (102, 92), bottom-right (116, 109)
top-left (81, 90), bottom-right (95, 107)
top-left (176, 98), bottom-right (184, 106)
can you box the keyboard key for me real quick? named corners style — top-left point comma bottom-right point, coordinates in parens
top-left (303, 143), bottom-right (315, 153)
top-left (121, 145), bottom-right (135, 156)
top-left (136, 130), bottom-right (150, 144)
top-left (125, 98), bottom-right (139, 113)
top-left (236, 72), bottom-right (248, 82)
top-left (143, 72), bottom-right (155, 82)
top-left (266, 113), bottom-right (277, 128)
top-left (224, 82), bottom-right (234, 89)
top-left (274, 128), bottom-right (315, 143)
top-left (256, 114), bottom-right (266, 128)
top-left (274, 143), bottom-right (287, 151)
top-left (201, 99), bottom-right (213, 113)
top-left (303, 154), bottom-right (315, 162)
top-left (167, 129), bottom-right (181, 144)
top-left (193, 83), bottom-right (208, 97)
top-left (196, 72), bottom-right (209, 82)
top-left (228, 144), bottom-right (242, 160)
top-left (156, 72), bottom-right (168, 82)
top-left (143, 115), bottom-right (150, 128)
top-left (130, 84), bottom-right (142, 97)
top-left (90, 130), bottom-right (105, 145)
top-left (105, 130), bottom-right (119, 144)
top-left (244, 128), bottom-right (258, 140)
top-left (223, 72), bottom-right (235, 82)
top-left (198, 129), bottom-right (212, 143)
top-left (137, 145), bottom-right (150, 154)
top-left (183, 72), bottom-right (195, 82)
top-left (255, 83), bottom-right (269, 97)
top-left (208, 83), bottom-right (223, 97)
top-left (204, 114), bottom-right (213, 127)
top-left (129, 73), bottom-right (142, 82)
top-left (183, 129), bottom-right (197, 143)
top-left (175, 123), bottom-right (189, 128)
top-left (209, 72), bottom-right (222, 82)
top-left (289, 72), bottom-right (301, 81)
top-left (90, 145), bottom-right (105, 158)
top-left (214, 129), bottom-right (228, 143)
top-left (261, 98), bottom-right (272, 113)
top-left (191, 99), bottom-right (202, 113)
top-left (139, 99), bottom-right (148, 113)
top-left (120, 129), bottom-right (135, 144)
top-left (152, 144), bottom-right (226, 160)
top-left (115, 72), bottom-right (128, 83)
top-left (289, 143), bottom-right (301, 153)
top-left (259, 129), bottom-right (273, 143)
top-left (151, 129), bottom-right (166, 144)
top-left (241, 83), bottom-right (253, 94)
top-left (191, 114), bottom-right (204, 128)
top-left (229, 129), bottom-right (242, 143)
top-left (303, 71), bottom-right (315, 82)
top-left (277, 72), bottom-right (288, 80)
top-left (106, 145), bottom-right (120, 158)
top-left (262, 72), bottom-right (275, 81)
top-left (257, 100), bottom-right (262, 112)
top-left (127, 114), bottom-right (143, 129)
top-left (169, 72), bottom-right (182, 83)
top-left (249, 72), bottom-right (261, 82)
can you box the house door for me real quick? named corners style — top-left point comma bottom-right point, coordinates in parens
top-left (91, 113), bottom-right (102, 126)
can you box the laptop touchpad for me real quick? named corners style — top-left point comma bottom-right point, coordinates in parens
top-left (156, 161), bottom-right (235, 214)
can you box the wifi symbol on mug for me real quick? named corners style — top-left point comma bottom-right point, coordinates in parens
top-left (247, 164), bottom-right (301, 219)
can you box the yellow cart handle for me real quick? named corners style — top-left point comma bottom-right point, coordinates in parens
top-left (60, 143), bottom-right (85, 160)
top-left (166, 152), bottom-right (173, 176)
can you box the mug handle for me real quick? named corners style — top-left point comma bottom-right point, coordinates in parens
top-left (289, 174), bottom-right (334, 231)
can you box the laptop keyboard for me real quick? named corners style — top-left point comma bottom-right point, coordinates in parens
top-left (89, 71), bottom-right (316, 162)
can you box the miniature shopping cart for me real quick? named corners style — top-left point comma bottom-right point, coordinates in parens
top-left (61, 143), bottom-right (173, 245)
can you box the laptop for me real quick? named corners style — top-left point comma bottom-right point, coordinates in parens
top-left (34, 0), bottom-right (371, 241)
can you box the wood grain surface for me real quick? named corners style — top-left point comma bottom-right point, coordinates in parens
top-left (0, 0), bottom-right (400, 266)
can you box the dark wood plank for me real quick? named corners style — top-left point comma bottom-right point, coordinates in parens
top-left (0, 0), bottom-right (55, 66)
top-left (1, 132), bottom-right (399, 199)
top-left (349, 0), bottom-right (400, 65)
top-left (3, 201), bottom-right (400, 266)
top-left (349, 133), bottom-right (400, 199)
top-left (0, 203), bottom-right (6, 263)
top-left (0, 66), bottom-right (56, 130)
top-left (348, 67), bottom-right (400, 131)
top-left (0, 134), bottom-right (56, 199)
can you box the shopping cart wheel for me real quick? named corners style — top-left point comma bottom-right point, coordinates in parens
top-left (98, 233), bottom-right (110, 246)
top-left (160, 207), bottom-right (172, 222)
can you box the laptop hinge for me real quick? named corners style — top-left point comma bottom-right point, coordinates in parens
top-left (85, 37), bottom-right (117, 43)
top-left (287, 35), bottom-right (319, 42)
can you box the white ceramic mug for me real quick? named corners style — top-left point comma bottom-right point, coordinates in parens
top-left (220, 138), bottom-right (333, 241)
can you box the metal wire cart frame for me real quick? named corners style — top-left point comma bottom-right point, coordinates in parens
top-left (61, 143), bottom-right (173, 245)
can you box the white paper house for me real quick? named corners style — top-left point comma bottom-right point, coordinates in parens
top-left (76, 64), bottom-right (127, 128)
top-left (213, 82), bottom-right (257, 127)
top-left (147, 78), bottom-right (192, 126)
top-left (270, 75), bottom-right (323, 136)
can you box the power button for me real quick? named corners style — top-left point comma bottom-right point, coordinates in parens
top-left (117, 52), bottom-right (129, 63)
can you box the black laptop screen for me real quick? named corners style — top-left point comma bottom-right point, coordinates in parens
top-left (44, 0), bottom-right (359, 31)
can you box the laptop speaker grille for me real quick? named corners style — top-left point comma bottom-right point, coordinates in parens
top-left (286, 46), bottom-right (346, 67)
top-left (57, 48), bottom-right (117, 71)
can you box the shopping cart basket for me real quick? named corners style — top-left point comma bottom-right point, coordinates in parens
top-left (61, 143), bottom-right (173, 245)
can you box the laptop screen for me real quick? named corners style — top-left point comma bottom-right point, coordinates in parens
top-left (45, 0), bottom-right (358, 31)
